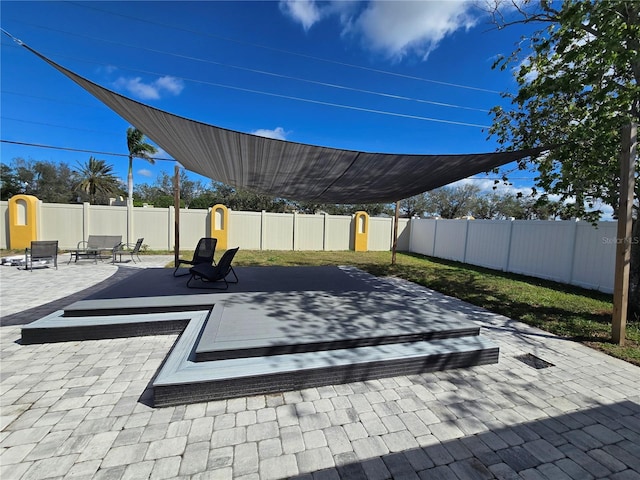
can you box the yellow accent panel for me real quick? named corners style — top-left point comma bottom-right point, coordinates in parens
top-left (8, 195), bottom-right (39, 249)
top-left (354, 211), bottom-right (369, 252)
top-left (211, 204), bottom-right (229, 250)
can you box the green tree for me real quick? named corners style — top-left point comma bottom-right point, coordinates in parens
top-left (126, 127), bottom-right (157, 203)
top-left (72, 156), bottom-right (122, 204)
top-left (8, 158), bottom-right (75, 203)
top-left (0, 163), bottom-right (22, 200)
top-left (400, 193), bottom-right (431, 218)
top-left (423, 184), bottom-right (481, 219)
top-left (154, 170), bottom-right (207, 208)
top-left (488, 0), bottom-right (639, 318)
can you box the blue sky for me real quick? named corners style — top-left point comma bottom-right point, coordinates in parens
top-left (1, 0), bottom-right (542, 200)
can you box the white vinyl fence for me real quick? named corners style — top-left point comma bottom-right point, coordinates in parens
top-left (0, 199), bottom-right (618, 293)
top-left (0, 201), bottom-right (410, 253)
top-left (409, 218), bottom-right (617, 293)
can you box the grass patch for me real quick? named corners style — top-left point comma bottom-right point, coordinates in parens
top-left (227, 250), bottom-right (639, 366)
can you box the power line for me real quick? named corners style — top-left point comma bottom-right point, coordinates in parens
top-left (3, 116), bottom-right (121, 136)
top-left (3, 22), bottom-right (491, 114)
top-left (69, 1), bottom-right (502, 95)
top-left (1, 139), bottom-right (173, 162)
top-left (2, 42), bottom-right (491, 129)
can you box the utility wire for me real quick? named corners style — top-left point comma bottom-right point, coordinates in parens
top-left (2, 37), bottom-right (491, 129)
top-left (69, 1), bottom-right (502, 94)
top-left (1, 139), bottom-right (173, 161)
top-left (3, 116), bottom-right (120, 135)
top-left (2, 22), bottom-right (491, 113)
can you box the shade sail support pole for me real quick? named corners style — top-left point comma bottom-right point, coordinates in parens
top-left (612, 122), bottom-right (637, 345)
top-left (174, 164), bottom-right (180, 268)
top-left (392, 201), bottom-right (400, 265)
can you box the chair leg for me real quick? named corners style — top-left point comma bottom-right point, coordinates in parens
top-left (186, 273), bottom-right (230, 289)
top-left (228, 267), bottom-right (239, 284)
top-left (173, 261), bottom-right (192, 277)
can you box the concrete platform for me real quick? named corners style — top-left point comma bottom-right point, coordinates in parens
top-left (194, 291), bottom-right (480, 361)
top-left (19, 265), bottom-right (499, 406)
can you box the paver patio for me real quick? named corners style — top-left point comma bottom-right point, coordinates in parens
top-left (1, 256), bottom-right (639, 479)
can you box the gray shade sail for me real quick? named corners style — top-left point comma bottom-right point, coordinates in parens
top-left (26, 45), bottom-right (548, 203)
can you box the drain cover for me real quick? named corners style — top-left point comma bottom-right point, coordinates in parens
top-left (515, 353), bottom-right (554, 369)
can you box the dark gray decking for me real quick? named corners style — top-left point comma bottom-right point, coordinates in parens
top-left (20, 266), bottom-right (499, 406)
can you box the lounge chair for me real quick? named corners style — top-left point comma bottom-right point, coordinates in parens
top-left (173, 237), bottom-right (217, 277)
top-left (112, 238), bottom-right (144, 263)
top-left (25, 240), bottom-right (58, 271)
top-left (187, 247), bottom-right (239, 289)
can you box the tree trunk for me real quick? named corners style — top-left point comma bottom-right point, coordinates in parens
top-left (629, 218), bottom-right (640, 321)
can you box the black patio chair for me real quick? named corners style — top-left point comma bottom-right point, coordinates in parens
top-left (25, 240), bottom-right (58, 271)
top-left (112, 237), bottom-right (144, 263)
top-left (187, 247), bottom-right (239, 289)
top-left (173, 237), bottom-right (217, 277)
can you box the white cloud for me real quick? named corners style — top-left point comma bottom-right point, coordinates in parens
top-left (280, 0), bottom-right (480, 60)
top-left (252, 127), bottom-right (289, 140)
top-left (154, 76), bottom-right (185, 95)
top-left (138, 168), bottom-right (153, 178)
top-left (279, 0), bottom-right (323, 31)
top-left (353, 1), bottom-right (478, 60)
top-left (113, 75), bottom-right (184, 101)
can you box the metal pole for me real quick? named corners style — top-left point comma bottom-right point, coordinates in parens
top-left (392, 201), bottom-right (400, 265)
top-left (612, 122), bottom-right (637, 345)
top-left (174, 164), bottom-right (180, 267)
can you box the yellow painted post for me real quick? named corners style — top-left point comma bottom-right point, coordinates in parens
top-left (354, 211), bottom-right (369, 252)
top-left (211, 204), bottom-right (229, 250)
top-left (8, 194), bottom-right (39, 249)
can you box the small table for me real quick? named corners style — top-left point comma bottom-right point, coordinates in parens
top-left (68, 249), bottom-right (100, 264)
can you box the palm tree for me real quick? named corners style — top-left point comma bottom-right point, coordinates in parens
top-left (126, 127), bottom-right (157, 203)
top-left (73, 156), bottom-right (122, 204)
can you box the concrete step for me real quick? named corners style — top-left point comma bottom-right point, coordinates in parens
top-left (153, 308), bottom-right (499, 406)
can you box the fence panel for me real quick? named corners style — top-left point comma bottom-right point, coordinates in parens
top-left (178, 209), bottom-right (210, 250)
top-left (295, 214), bottom-right (325, 250)
top-left (396, 218), bottom-right (411, 251)
top-left (41, 203), bottom-right (84, 250)
top-left (464, 220), bottom-right (512, 271)
top-left (409, 218), bottom-right (437, 256)
top-left (433, 220), bottom-right (468, 262)
top-left (87, 205), bottom-right (127, 238)
top-left (229, 211), bottom-right (262, 250)
top-left (263, 212), bottom-right (294, 250)
top-left (571, 222), bottom-right (617, 293)
top-left (508, 220), bottom-right (576, 283)
top-left (369, 217), bottom-right (393, 251)
top-left (0, 201), bottom-right (7, 249)
top-left (134, 207), bottom-right (171, 250)
top-left (324, 215), bottom-right (353, 250)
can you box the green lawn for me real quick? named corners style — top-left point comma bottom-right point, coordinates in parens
top-left (223, 249), bottom-right (639, 366)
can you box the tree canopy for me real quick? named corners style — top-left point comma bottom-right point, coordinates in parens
top-left (489, 0), bottom-right (639, 220)
top-left (488, 0), bottom-right (639, 319)
top-left (72, 156), bottom-right (123, 204)
top-left (126, 127), bottom-right (157, 202)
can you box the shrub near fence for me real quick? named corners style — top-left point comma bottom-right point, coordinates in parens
top-left (409, 218), bottom-right (617, 294)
